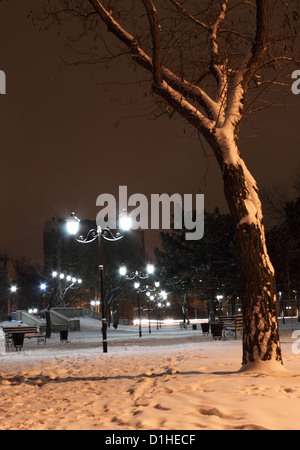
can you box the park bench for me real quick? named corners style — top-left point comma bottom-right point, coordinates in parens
top-left (179, 321), bottom-right (189, 330)
top-left (179, 321), bottom-right (198, 330)
top-left (218, 314), bottom-right (243, 339)
top-left (2, 326), bottom-right (46, 351)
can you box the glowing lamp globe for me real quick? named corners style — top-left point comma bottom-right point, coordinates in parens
top-left (119, 210), bottom-right (132, 231)
top-left (119, 264), bottom-right (127, 276)
top-left (66, 212), bottom-right (80, 235)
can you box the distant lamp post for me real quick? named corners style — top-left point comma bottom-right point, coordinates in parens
top-left (91, 299), bottom-right (100, 312)
top-left (39, 282), bottom-right (47, 310)
top-left (279, 291), bottom-right (285, 325)
top-left (156, 298), bottom-right (170, 329)
top-left (66, 211), bottom-right (130, 353)
top-left (216, 294), bottom-right (223, 314)
top-left (160, 290), bottom-right (167, 300)
top-left (8, 285), bottom-right (17, 315)
top-left (119, 262), bottom-right (155, 280)
top-left (119, 264), bottom-right (159, 336)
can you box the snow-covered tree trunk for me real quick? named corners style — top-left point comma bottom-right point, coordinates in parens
top-left (221, 152), bottom-right (282, 364)
top-left (208, 95), bottom-right (282, 364)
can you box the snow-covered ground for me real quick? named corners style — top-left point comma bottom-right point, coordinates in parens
top-left (1, 317), bottom-right (300, 430)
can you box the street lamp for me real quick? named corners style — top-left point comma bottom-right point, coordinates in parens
top-left (156, 298), bottom-right (170, 329)
top-left (144, 282), bottom-right (160, 334)
top-left (66, 211), bottom-right (130, 353)
top-left (8, 285), bottom-right (17, 316)
top-left (119, 263), bottom-right (155, 280)
top-left (91, 299), bottom-right (100, 312)
top-left (119, 263), bottom-right (158, 337)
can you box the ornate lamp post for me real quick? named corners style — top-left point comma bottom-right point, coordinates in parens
top-left (156, 298), bottom-right (170, 329)
top-left (145, 282), bottom-right (160, 334)
top-left (66, 211), bottom-right (131, 353)
top-left (119, 263), bottom-right (159, 336)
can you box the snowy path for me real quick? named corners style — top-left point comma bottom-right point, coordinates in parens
top-left (1, 322), bottom-right (300, 430)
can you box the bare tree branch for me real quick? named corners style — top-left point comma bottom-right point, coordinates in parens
top-left (168, 0), bottom-right (209, 30)
top-left (86, 0), bottom-right (218, 122)
top-left (141, 0), bottom-right (163, 85)
top-left (243, 0), bottom-right (269, 89)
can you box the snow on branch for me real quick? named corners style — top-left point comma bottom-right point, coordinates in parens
top-left (153, 81), bottom-right (214, 133)
top-left (210, 0), bottom-right (229, 61)
top-left (87, 0), bottom-right (217, 127)
top-left (217, 0), bottom-right (268, 133)
top-left (88, 0), bottom-right (153, 71)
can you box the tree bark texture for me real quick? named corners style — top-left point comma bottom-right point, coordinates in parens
top-left (222, 161), bottom-right (282, 364)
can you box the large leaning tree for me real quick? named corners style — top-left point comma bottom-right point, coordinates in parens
top-left (38, 0), bottom-right (300, 368)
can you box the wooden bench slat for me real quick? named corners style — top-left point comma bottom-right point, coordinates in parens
top-left (3, 326), bottom-right (41, 333)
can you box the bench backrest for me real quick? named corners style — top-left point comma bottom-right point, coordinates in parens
top-left (235, 314), bottom-right (243, 329)
top-left (219, 314), bottom-right (243, 330)
top-left (2, 326), bottom-right (38, 333)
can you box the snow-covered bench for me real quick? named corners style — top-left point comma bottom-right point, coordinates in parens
top-left (2, 326), bottom-right (46, 351)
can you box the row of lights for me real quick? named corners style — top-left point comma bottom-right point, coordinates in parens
top-left (119, 262), bottom-right (155, 277)
top-left (66, 210), bottom-right (132, 236)
top-left (9, 272), bottom-right (82, 295)
top-left (52, 271), bottom-right (82, 284)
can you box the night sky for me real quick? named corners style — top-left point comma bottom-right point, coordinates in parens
top-left (0, 1), bottom-right (299, 265)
